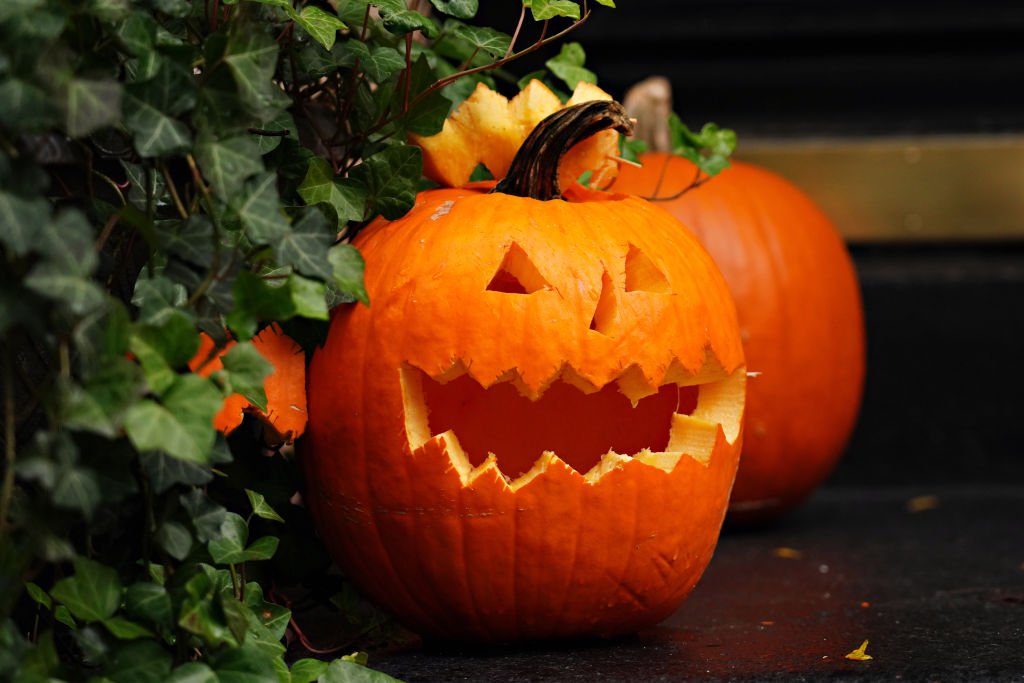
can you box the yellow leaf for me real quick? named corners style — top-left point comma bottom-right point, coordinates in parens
top-left (845, 639), bottom-right (873, 661)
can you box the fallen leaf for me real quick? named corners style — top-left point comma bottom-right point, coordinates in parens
top-left (845, 639), bottom-right (873, 661)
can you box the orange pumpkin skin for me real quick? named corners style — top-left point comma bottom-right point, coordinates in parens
top-left (302, 181), bottom-right (747, 641)
top-left (611, 154), bottom-right (866, 523)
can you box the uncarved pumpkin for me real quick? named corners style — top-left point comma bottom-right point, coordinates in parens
top-left (611, 153), bottom-right (865, 523)
top-left (189, 323), bottom-right (307, 443)
top-left (303, 102), bottom-right (747, 641)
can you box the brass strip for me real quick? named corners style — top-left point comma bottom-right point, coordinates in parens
top-left (737, 136), bottom-right (1024, 242)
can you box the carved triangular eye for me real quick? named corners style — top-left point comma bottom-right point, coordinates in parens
top-left (624, 244), bottom-right (671, 294)
top-left (589, 270), bottom-right (618, 335)
top-left (486, 243), bottom-right (551, 294)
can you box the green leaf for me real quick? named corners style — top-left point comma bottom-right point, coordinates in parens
top-left (195, 133), bottom-right (265, 202)
top-left (0, 78), bottom-right (57, 130)
top-left (208, 513), bottom-right (279, 564)
top-left (181, 489), bottom-right (228, 543)
top-left (297, 158), bottom-right (367, 224)
top-left (225, 271), bottom-right (329, 340)
top-left (62, 355), bottom-right (146, 437)
top-left (117, 10), bottom-right (158, 56)
top-left (451, 23), bottom-right (510, 57)
top-left (213, 645), bottom-right (279, 683)
top-left (339, 41), bottom-right (405, 83)
top-left (668, 114), bottom-right (737, 177)
top-left (50, 556), bottom-right (122, 623)
top-left (545, 41), bottom-right (595, 89)
top-left (103, 639), bottom-right (173, 683)
top-left (287, 274), bottom-right (329, 320)
top-left (139, 451), bottom-right (214, 493)
top-left (224, 22), bottom-right (291, 120)
top-left (235, 171), bottom-right (290, 245)
top-left (0, 191), bottom-right (50, 256)
top-left (124, 582), bottom-right (173, 628)
top-left (54, 605), bottom-right (76, 629)
top-left (124, 374), bottom-right (222, 464)
top-left (431, 0), bottom-right (477, 18)
top-left (374, 0), bottom-right (439, 37)
top-left (132, 275), bottom-right (189, 324)
top-left (298, 6), bottom-right (347, 50)
top-left (125, 95), bottom-right (192, 157)
top-left (24, 269), bottom-right (106, 316)
top-left (65, 78), bottom-right (123, 137)
top-left (242, 583), bottom-right (290, 640)
top-left (15, 629), bottom-right (59, 679)
top-left (244, 489), bottom-right (285, 523)
top-left (399, 55), bottom-right (451, 137)
top-left (528, 0), bottom-right (580, 20)
top-left (274, 207), bottom-right (334, 282)
top-left (321, 659), bottom-right (403, 683)
top-left (166, 662), bottom-right (219, 683)
top-left (53, 467), bottom-right (102, 518)
top-left (157, 216), bottom-right (216, 267)
top-left (328, 243), bottom-right (369, 306)
top-left (350, 144), bottom-right (421, 221)
top-left (220, 340), bottom-right (273, 412)
top-left (290, 659), bottom-right (329, 683)
top-left (102, 616), bottom-right (155, 640)
top-left (133, 310), bottom-right (202, 369)
top-left (156, 521), bottom-right (193, 560)
top-left (25, 582), bottom-right (52, 610)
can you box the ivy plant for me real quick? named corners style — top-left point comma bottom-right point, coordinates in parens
top-left (0, 0), bottom-right (617, 680)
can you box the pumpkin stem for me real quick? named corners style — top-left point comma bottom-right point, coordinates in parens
top-left (492, 100), bottom-right (635, 201)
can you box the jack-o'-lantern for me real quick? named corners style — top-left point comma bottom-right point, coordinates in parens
top-left (302, 102), bottom-right (746, 641)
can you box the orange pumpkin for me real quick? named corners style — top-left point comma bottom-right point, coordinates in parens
top-left (302, 102), bottom-right (747, 641)
top-left (611, 153), bottom-right (865, 523)
top-left (189, 323), bottom-right (308, 442)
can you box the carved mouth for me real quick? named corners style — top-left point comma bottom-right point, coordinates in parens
top-left (401, 359), bottom-right (744, 488)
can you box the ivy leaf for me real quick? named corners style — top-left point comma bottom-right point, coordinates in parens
top-left (117, 10), bottom-right (158, 56)
top-left (0, 78), bottom-right (58, 131)
top-left (220, 340), bottom-right (273, 412)
top-left (24, 268), bottom-right (107, 316)
top-left (350, 144), bottom-right (421, 221)
top-left (195, 133), bottom-right (264, 202)
top-left (166, 662), bottom-right (219, 683)
top-left (156, 216), bottom-right (215, 267)
top-left (50, 556), bottom-right (122, 623)
top-left (234, 172), bottom-right (289, 245)
top-left (321, 659), bottom-right (403, 683)
top-left (102, 639), bottom-right (173, 683)
top-left (207, 512), bottom-right (279, 564)
top-left (297, 157), bottom-right (367, 224)
top-left (245, 489), bottom-right (285, 523)
top-left (339, 40), bottom-right (405, 83)
top-left (61, 355), bottom-right (146, 438)
top-left (545, 42), bottom-right (595, 89)
top-left (430, 0), bottom-right (477, 18)
top-left (274, 207), bottom-right (335, 282)
top-left (25, 582), bottom-right (52, 610)
top-left (139, 451), bottom-right (214, 493)
top-left (399, 55), bottom-right (450, 136)
top-left (527, 0), bottom-right (581, 21)
top-left (213, 645), bottom-right (279, 683)
top-left (64, 78), bottom-right (123, 137)
top-left (451, 23), bottom-right (511, 58)
top-left (290, 659), bottom-right (329, 683)
top-left (226, 271), bottom-right (328, 341)
top-left (124, 94), bottom-right (192, 157)
top-left (132, 275), bottom-right (189, 325)
top-left (102, 616), bottom-right (155, 640)
top-left (668, 114), bottom-right (737, 176)
top-left (297, 6), bottom-right (347, 50)
top-left (0, 191), bottom-right (50, 256)
top-left (181, 489), bottom-right (228, 543)
top-left (242, 583), bottom-right (290, 640)
top-left (124, 374), bottom-right (222, 464)
top-left (124, 582), bottom-right (173, 628)
top-left (224, 21), bottom-right (291, 120)
top-left (52, 466), bottom-right (102, 519)
top-left (328, 243), bottom-right (369, 306)
top-left (156, 521), bottom-right (193, 560)
top-left (374, 0), bottom-right (439, 38)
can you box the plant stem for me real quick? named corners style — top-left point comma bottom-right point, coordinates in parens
top-left (184, 153), bottom-right (222, 306)
top-left (1, 345), bottom-right (15, 533)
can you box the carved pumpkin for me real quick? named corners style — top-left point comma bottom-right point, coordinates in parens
top-left (611, 153), bottom-right (865, 523)
top-left (302, 102), bottom-right (746, 641)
